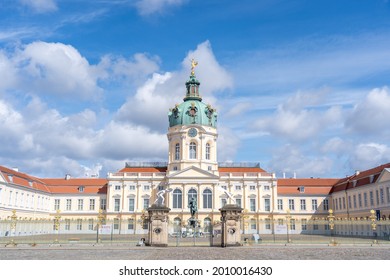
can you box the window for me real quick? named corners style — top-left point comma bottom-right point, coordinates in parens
top-left (78, 199), bottom-right (83, 211)
top-left (380, 188), bottom-right (384, 204)
top-left (236, 198), bottom-right (242, 207)
top-left (203, 189), bottom-right (212, 209)
top-left (189, 142), bottom-right (197, 159)
top-left (387, 187), bottom-right (390, 203)
top-left (323, 199), bottom-right (329, 211)
top-left (77, 219), bottom-right (82, 230)
top-left (143, 185), bottom-right (150, 191)
top-left (88, 219), bottom-right (94, 230)
top-left (54, 199), bottom-right (60, 210)
top-left (204, 218), bottom-right (212, 233)
top-left (299, 186), bottom-right (305, 193)
top-left (312, 199), bottom-right (318, 211)
top-left (376, 190), bottom-right (379, 205)
top-left (65, 219), bottom-right (70, 231)
top-left (335, 198), bottom-right (338, 210)
top-left (265, 218), bottom-right (271, 230)
top-left (100, 198), bottom-right (106, 210)
top-left (114, 199), bottom-right (120, 211)
top-left (264, 198), bottom-right (270, 211)
top-left (250, 219), bottom-right (257, 230)
top-left (353, 195), bottom-right (357, 209)
top-left (348, 196), bottom-right (351, 209)
top-left (143, 198), bottom-right (149, 210)
top-left (173, 166), bottom-right (178, 171)
top-left (235, 185), bottom-right (241, 191)
top-left (142, 219), bottom-right (148, 230)
top-left (325, 224), bottom-right (330, 231)
top-left (89, 199), bottom-right (95, 210)
top-left (0, 188), bottom-right (2, 205)
top-left (250, 185), bottom-right (256, 191)
top-left (114, 218), bottom-right (119, 230)
top-left (301, 219), bottom-right (307, 231)
top-left (175, 143), bottom-right (180, 160)
top-left (370, 191), bottom-right (374, 206)
top-left (128, 219), bottom-right (134, 230)
top-left (15, 192), bottom-right (18, 206)
top-left (129, 185), bottom-right (136, 191)
top-left (173, 189), bottom-right (182, 209)
top-left (313, 224), bottom-right (319, 231)
top-left (115, 185), bottom-right (121, 191)
top-left (66, 199), bottom-right (71, 211)
top-left (289, 199), bottom-right (295, 210)
top-left (277, 199), bottom-right (283, 210)
top-left (205, 143), bottom-right (210, 160)
top-left (300, 199), bottom-right (306, 211)
top-left (188, 189), bottom-right (197, 205)
top-left (364, 193), bottom-right (368, 207)
top-left (129, 198), bottom-right (135, 212)
top-left (342, 197), bottom-right (345, 209)
top-left (78, 186), bottom-right (84, 193)
top-left (278, 219), bottom-right (284, 225)
top-left (250, 198), bottom-right (256, 211)
top-left (290, 219), bottom-right (296, 230)
top-left (221, 198), bottom-right (227, 207)
top-left (264, 185), bottom-right (270, 191)
top-left (358, 194), bottom-right (362, 208)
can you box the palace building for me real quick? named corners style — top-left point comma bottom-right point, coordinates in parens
top-left (1, 65), bottom-right (390, 238)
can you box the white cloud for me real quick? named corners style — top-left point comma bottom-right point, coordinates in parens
top-left (346, 87), bottom-right (390, 136)
top-left (349, 143), bottom-right (390, 172)
top-left (269, 145), bottom-right (334, 178)
top-left (20, 0), bottom-right (58, 13)
top-left (254, 90), bottom-right (343, 142)
top-left (116, 41), bottom-right (233, 132)
top-left (134, 0), bottom-right (187, 16)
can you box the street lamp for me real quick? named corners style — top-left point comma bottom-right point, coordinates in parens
top-left (53, 210), bottom-right (61, 243)
top-left (327, 209), bottom-right (335, 244)
top-left (370, 209), bottom-right (377, 244)
top-left (286, 209), bottom-right (291, 243)
top-left (96, 209), bottom-right (104, 243)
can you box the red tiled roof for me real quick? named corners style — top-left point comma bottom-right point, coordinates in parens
top-left (0, 166), bottom-right (50, 192)
top-left (41, 178), bottom-right (108, 194)
top-left (277, 178), bottom-right (339, 195)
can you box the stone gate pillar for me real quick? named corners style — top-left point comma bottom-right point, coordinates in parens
top-left (146, 204), bottom-right (170, 247)
top-left (220, 204), bottom-right (243, 247)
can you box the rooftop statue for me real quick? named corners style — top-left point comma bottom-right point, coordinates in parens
top-left (190, 58), bottom-right (198, 76)
top-left (153, 188), bottom-right (173, 206)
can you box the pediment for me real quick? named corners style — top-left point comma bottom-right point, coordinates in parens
top-left (377, 168), bottom-right (390, 183)
top-left (167, 166), bottom-right (219, 179)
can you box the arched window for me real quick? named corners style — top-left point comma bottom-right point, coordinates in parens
top-left (188, 189), bottom-right (197, 205)
top-left (204, 217), bottom-right (212, 233)
top-left (173, 189), bottom-right (182, 209)
top-left (203, 189), bottom-right (212, 209)
top-left (206, 143), bottom-right (210, 160)
top-left (175, 143), bottom-right (180, 160)
top-left (189, 142), bottom-right (196, 159)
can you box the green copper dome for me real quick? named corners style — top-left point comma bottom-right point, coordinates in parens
top-left (168, 74), bottom-right (217, 127)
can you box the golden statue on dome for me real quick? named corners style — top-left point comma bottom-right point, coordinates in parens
top-left (190, 58), bottom-right (198, 76)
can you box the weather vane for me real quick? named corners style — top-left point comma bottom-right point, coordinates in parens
top-left (190, 58), bottom-right (198, 76)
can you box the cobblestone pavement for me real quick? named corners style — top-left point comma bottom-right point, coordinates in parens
top-left (1, 244), bottom-right (390, 260)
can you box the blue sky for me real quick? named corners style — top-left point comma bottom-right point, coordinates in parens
top-left (1, 0), bottom-right (390, 178)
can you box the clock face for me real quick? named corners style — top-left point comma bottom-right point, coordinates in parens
top-left (188, 128), bottom-right (197, 137)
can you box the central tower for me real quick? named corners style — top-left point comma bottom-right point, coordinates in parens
top-left (167, 60), bottom-right (218, 175)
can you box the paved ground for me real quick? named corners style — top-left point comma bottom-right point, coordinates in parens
top-left (1, 244), bottom-right (389, 260)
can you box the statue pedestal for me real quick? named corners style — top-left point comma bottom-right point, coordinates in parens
top-left (145, 204), bottom-right (170, 247)
top-left (220, 204), bottom-right (243, 247)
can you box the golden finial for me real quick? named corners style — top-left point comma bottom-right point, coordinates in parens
top-left (190, 58), bottom-right (198, 76)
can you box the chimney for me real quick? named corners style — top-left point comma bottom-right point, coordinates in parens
top-left (355, 170), bottom-right (360, 176)
top-left (65, 174), bottom-right (71, 180)
top-left (293, 172), bottom-right (296, 179)
top-left (12, 167), bottom-right (19, 172)
top-left (283, 172), bottom-right (286, 179)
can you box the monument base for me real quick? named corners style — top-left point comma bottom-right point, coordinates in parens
top-left (145, 204), bottom-right (170, 247)
top-left (220, 204), bottom-right (243, 247)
